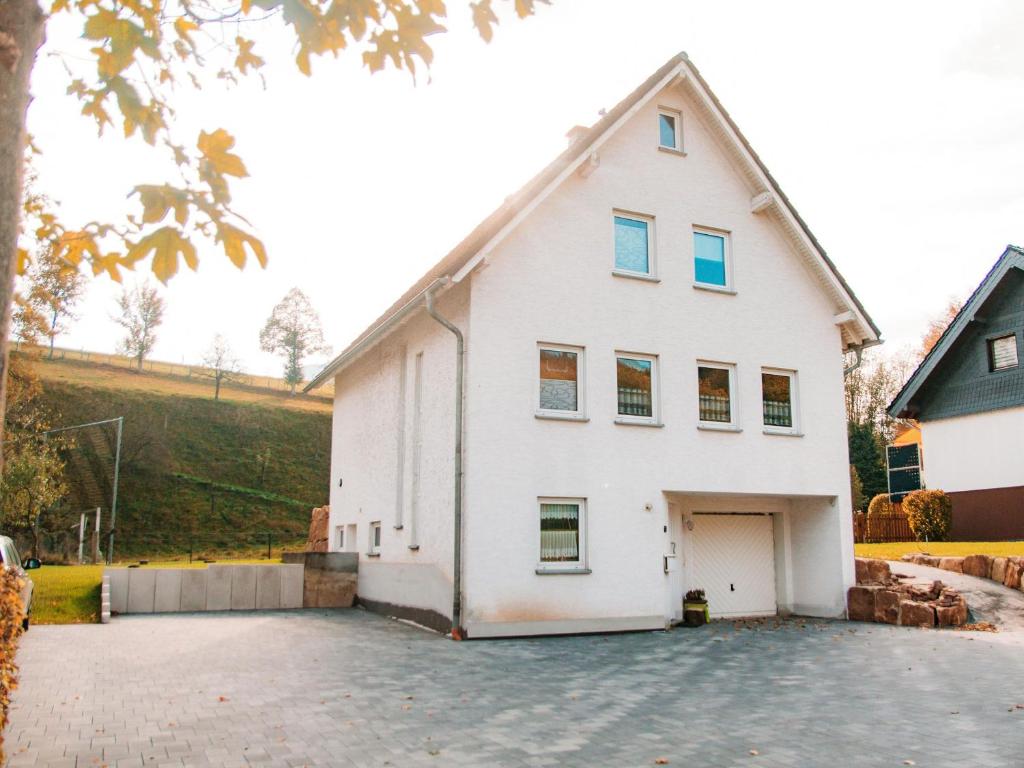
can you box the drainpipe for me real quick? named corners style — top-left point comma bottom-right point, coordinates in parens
top-left (424, 277), bottom-right (465, 639)
top-left (843, 343), bottom-right (865, 377)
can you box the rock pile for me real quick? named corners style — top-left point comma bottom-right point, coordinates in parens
top-left (305, 505), bottom-right (330, 553)
top-left (900, 553), bottom-right (1024, 592)
top-left (848, 557), bottom-right (968, 628)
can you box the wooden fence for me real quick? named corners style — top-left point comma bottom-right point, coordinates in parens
top-left (853, 506), bottom-right (916, 544)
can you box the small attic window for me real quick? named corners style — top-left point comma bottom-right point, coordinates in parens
top-left (658, 108), bottom-right (682, 152)
top-left (988, 334), bottom-right (1019, 372)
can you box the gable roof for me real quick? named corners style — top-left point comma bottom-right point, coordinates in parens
top-left (888, 244), bottom-right (1024, 418)
top-left (306, 52), bottom-right (880, 392)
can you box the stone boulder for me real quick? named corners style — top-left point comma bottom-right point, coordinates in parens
top-left (935, 599), bottom-right (968, 627)
top-left (1004, 560), bottom-right (1022, 590)
top-left (855, 558), bottom-right (891, 585)
top-left (305, 505), bottom-right (330, 553)
top-left (847, 586), bottom-right (879, 621)
top-left (899, 600), bottom-right (936, 628)
top-left (961, 554), bottom-right (991, 578)
top-left (990, 557), bottom-right (1008, 583)
top-left (874, 590), bottom-right (900, 624)
top-left (938, 557), bottom-right (963, 574)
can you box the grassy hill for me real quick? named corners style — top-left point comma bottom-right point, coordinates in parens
top-left (28, 355), bottom-right (331, 560)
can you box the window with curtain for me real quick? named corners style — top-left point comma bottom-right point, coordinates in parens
top-left (659, 112), bottom-right (678, 149)
top-left (540, 502), bottom-right (581, 563)
top-left (616, 356), bottom-right (653, 417)
top-left (614, 215), bottom-right (650, 274)
top-left (698, 365), bottom-right (732, 423)
top-left (989, 334), bottom-right (1019, 371)
top-left (694, 230), bottom-right (728, 287)
top-left (761, 371), bottom-right (793, 428)
top-left (539, 347), bottom-right (579, 412)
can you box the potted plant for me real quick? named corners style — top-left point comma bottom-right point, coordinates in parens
top-left (683, 588), bottom-right (710, 627)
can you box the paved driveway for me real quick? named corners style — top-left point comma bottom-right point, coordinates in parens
top-left (4, 610), bottom-right (1023, 768)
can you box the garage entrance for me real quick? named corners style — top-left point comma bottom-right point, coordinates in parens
top-left (691, 512), bottom-right (777, 618)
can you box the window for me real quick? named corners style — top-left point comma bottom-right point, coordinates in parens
top-left (989, 334), bottom-right (1019, 371)
top-left (658, 108), bottom-right (682, 151)
top-left (693, 228), bottom-right (730, 288)
top-left (697, 363), bottom-right (737, 427)
top-left (616, 354), bottom-right (658, 423)
top-left (369, 521), bottom-right (381, 555)
top-left (538, 498), bottom-right (586, 570)
top-left (335, 526), bottom-right (345, 551)
top-left (762, 369), bottom-right (798, 433)
top-left (538, 344), bottom-right (584, 417)
top-left (613, 213), bottom-right (653, 276)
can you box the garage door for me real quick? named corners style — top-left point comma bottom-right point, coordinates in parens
top-left (691, 513), bottom-right (777, 618)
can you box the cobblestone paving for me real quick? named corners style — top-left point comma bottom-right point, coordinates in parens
top-left (4, 610), bottom-right (1023, 767)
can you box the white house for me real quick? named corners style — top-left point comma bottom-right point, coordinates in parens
top-left (889, 246), bottom-right (1024, 540)
top-left (306, 53), bottom-right (881, 638)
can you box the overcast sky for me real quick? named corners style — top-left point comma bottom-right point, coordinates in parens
top-left (24, 0), bottom-right (1024, 378)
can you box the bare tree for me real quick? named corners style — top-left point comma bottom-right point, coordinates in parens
top-left (200, 334), bottom-right (243, 401)
top-left (259, 288), bottom-right (330, 394)
top-left (115, 282), bottom-right (165, 371)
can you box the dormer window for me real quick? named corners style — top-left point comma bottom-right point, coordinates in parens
top-left (988, 334), bottom-right (1019, 371)
top-left (658, 108), bottom-right (682, 153)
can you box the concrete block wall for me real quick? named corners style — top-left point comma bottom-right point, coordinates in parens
top-left (105, 564), bottom-right (305, 615)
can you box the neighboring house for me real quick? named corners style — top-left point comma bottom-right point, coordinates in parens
top-left (305, 52), bottom-right (880, 638)
top-left (889, 246), bottom-right (1024, 540)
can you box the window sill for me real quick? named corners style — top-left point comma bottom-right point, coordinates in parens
top-left (697, 423), bottom-right (742, 433)
top-left (763, 428), bottom-right (803, 438)
top-left (365, 552), bottom-right (381, 558)
top-left (535, 412), bottom-right (589, 423)
top-left (658, 146), bottom-right (687, 157)
top-left (693, 283), bottom-right (736, 296)
top-left (614, 418), bottom-right (664, 428)
top-left (535, 568), bottom-right (592, 575)
top-left (612, 270), bottom-right (661, 283)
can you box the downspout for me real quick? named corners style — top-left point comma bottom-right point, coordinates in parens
top-left (843, 343), bottom-right (865, 377)
top-left (424, 277), bottom-right (465, 639)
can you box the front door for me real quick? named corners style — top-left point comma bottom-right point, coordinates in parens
top-left (691, 513), bottom-right (777, 618)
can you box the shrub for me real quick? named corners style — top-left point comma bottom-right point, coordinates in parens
top-left (866, 493), bottom-right (897, 541)
top-left (903, 489), bottom-right (953, 542)
top-left (0, 569), bottom-right (25, 766)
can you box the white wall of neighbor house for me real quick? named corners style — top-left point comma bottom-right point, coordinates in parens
top-left (327, 283), bottom-right (469, 620)
top-left (920, 406), bottom-right (1024, 492)
top-left (459, 80), bottom-right (855, 634)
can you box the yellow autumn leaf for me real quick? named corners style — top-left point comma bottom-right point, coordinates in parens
top-left (16, 248), bottom-right (29, 276)
top-left (197, 129), bottom-right (248, 178)
top-left (125, 227), bottom-right (198, 282)
top-left (55, 231), bottom-right (102, 266)
top-left (216, 223), bottom-right (267, 270)
top-left (135, 184), bottom-right (189, 226)
top-left (235, 37), bottom-right (264, 74)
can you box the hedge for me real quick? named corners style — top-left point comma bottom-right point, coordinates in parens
top-left (0, 568), bottom-right (25, 766)
top-left (866, 493), bottom-right (898, 541)
top-left (903, 489), bottom-right (953, 542)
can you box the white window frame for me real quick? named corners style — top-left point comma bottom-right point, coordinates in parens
top-left (760, 367), bottom-right (801, 436)
top-left (692, 226), bottom-right (733, 292)
top-left (696, 360), bottom-right (739, 431)
top-left (614, 351), bottom-right (661, 426)
top-left (536, 497), bottom-right (588, 573)
top-left (612, 210), bottom-right (657, 280)
top-left (657, 106), bottom-right (683, 153)
top-left (368, 521), bottom-right (381, 555)
top-left (988, 333), bottom-right (1019, 372)
top-left (536, 342), bottom-right (587, 421)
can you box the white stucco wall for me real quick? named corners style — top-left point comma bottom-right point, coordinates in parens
top-left (460, 81), bottom-right (854, 634)
top-left (920, 406), bottom-right (1024, 492)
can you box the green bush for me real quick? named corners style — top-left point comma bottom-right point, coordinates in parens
top-left (0, 569), bottom-right (25, 765)
top-left (866, 493), bottom-right (896, 541)
top-left (903, 489), bottom-right (953, 542)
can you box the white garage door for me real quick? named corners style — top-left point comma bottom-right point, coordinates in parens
top-left (691, 513), bottom-right (777, 618)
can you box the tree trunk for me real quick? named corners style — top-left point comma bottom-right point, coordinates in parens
top-left (214, 373), bottom-right (221, 400)
top-left (0, 0), bottom-right (46, 477)
top-left (48, 307), bottom-right (56, 358)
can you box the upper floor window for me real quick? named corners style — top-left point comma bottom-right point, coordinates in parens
top-left (988, 334), bottom-right (1019, 372)
top-left (369, 521), bottom-right (381, 555)
top-left (693, 228), bottom-right (730, 289)
top-left (613, 213), bottom-right (653, 277)
top-left (698, 362), bottom-right (737, 428)
top-left (538, 498), bottom-right (587, 571)
top-left (538, 344), bottom-right (584, 418)
top-left (616, 353), bottom-right (658, 424)
top-left (762, 369), bottom-right (799, 434)
top-left (658, 108), bottom-right (682, 152)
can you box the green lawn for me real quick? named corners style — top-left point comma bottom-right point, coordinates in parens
top-left (30, 557), bottom-right (287, 625)
top-left (856, 541), bottom-right (1024, 561)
